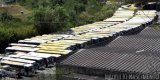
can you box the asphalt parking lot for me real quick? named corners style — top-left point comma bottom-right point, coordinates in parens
top-left (2, 67), bottom-right (56, 80)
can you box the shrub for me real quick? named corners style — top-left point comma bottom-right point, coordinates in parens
top-left (0, 28), bottom-right (13, 52)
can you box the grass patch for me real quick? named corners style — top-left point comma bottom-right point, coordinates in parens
top-left (0, 4), bottom-right (32, 22)
top-left (153, 23), bottom-right (160, 30)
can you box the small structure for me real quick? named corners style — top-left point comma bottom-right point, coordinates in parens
top-left (20, 10), bottom-right (24, 14)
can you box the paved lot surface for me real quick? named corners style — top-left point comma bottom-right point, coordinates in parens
top-left (2, 67), bottom-right (56, 80)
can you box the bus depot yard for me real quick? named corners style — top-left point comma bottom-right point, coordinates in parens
top-left (0, 4), bottom-right (159, 80)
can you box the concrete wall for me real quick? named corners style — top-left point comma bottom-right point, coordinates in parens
top-left (56, 65), bottom-right (154, 80)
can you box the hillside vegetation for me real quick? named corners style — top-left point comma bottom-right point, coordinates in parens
top-left (0, 0), bottom-right (118, 52)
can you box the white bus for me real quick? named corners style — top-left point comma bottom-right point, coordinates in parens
top-left (8, 55), bottom-right (45, 70)
top-left (2, 57), bottom-right (38, 70)
top-left (5, 46), bottom-right (38, 53)
top-left (1, 60), bottom-right (35, 76)
top-left (9, 43), bottom-right (37, 47)
top-left (28, 52), bottom-right (61, 67)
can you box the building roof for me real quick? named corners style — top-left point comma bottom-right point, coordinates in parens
top-left (60, 27), bottom-right (160, 74)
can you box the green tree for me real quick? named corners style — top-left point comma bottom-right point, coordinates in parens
top-left (34, 7), bottom-right (54, 34)
top-left (34, 5), bottom-right (70, 34)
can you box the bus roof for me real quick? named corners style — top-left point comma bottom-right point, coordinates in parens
top-left (6, 46), bottom-right (39, 52)
top-left (1, 60), bottom-right (31, 67)
top-left (8, 55), bottom-right (42, 60)
top-left (28, 52), bottom-right (61, 57)
top-left (38, 46), bottom-right (69, 50)
top-left (37, 50), bottom-right (70, 55)
top-left (26, 54), bottom-right (51, 58)
top-left (24, 64), bottom-right (33, 67)
top-left (9, 43), bottom-right (37, 47)
top-left (20, 56), bottom-right (43, 60)
top-left (8, 55), bottom-right (20, 58)
top-left (38, 44), bottom-right (73, 47)
top-left (2, 57), bottom-right (35, 64)
top-left (18, 39), bottom-right (47, 44)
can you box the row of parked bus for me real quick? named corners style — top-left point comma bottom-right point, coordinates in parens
top-left (0, 51), bottom-right (61, 77)
top-left (0, 4), bottom-right (158, 78)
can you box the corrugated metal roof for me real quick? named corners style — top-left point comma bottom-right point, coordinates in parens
top-left (106, 27), bottom-right (160, 53)
top-left (60, 27), bottom-right (160, 74)
top-left (60, 49), bottom-right (160, 74)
